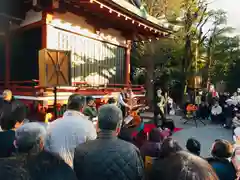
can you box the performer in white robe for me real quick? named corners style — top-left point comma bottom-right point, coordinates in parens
top-left (211, 101), bottom-right (223, 124)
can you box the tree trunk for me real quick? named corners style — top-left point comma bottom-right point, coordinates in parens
top-left (145, 57), bottom-right (155, 111)
top-left (205, 37), bottom-right (213, 89)
top-left (180, 36), bottom-right (192, 102)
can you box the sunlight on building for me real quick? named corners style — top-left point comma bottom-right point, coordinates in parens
top-left (46, 13), bottom-right (125, 86)
top-left (85, 73), bottom-right (109, 86)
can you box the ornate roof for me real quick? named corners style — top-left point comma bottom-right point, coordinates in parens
top-left (111, 0), bottom-right (178, 33)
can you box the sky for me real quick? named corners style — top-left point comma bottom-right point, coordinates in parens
top-left (208, 0), bottom-right (240, 34)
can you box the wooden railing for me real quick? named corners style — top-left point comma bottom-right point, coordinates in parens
top-left (0, 80), bottom-right (145, 93)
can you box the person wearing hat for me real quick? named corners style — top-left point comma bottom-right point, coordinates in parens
top-left (15, 122), bottom-right (47, 154)
top-left (83, 96), bottom-right (97, 120)
top-left (45, 94), bottom-right (97, 167)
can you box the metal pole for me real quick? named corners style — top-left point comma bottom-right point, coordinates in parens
top-left (54, 86), bottom-right (57, 118)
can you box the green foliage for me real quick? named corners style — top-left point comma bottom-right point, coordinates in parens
top-left (131, 0), bottom-right (240, 94)
top-left (180, 0), bottom-right (213, 73)
top-left (131, 0), bottom-right (183, 85)
top-left (203, 9), bottom-right (236, 87)
top-left (211, 36), bottom-right (240, 82)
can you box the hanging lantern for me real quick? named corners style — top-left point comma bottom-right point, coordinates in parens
top-left (187, 75), bottom-right (202, 89)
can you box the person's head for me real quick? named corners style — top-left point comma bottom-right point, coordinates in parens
top-left (1, 105), bottom-right (26, 130)
top-left (122, 88), bottom-right (127, 93)
top-left (126, 88), bottom-right (132, 94)
top-left (28, 151), bottom-right (78, 180)
top-left (159, 138), bottom-right (182, 158)
top-left (67, 94), bottom-right (85, 112)
top-left (2, 89), bottom-right (12, 102)
top-left (98, 104), bottom-right (123, 135)
top-left (150, 151), bottom-right (219, 180)
top-left (237, 88), bottom-right (240, 94)
top-left (211, 139), bottom-right (233, 159)
top-left (234, 92), bottom-right (238, 97)
top-left (149, 128), bottom-right (163, 143)
top-left (209, 85), bottom-right (215, 92)
top-left (134, 130), bottom-right (148, 148)
top-left (157, 89), bottom-right (162, 97)
top-left (186, 138), bottom-right (201, 156)
top-left (86, 96), bottom-right (95, 107)
top-left (15, 122), bottom-right (47, 154)
top-left (107, 97), bottom-right (117, 105)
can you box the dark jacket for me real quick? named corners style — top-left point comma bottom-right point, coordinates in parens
top-left (0, 100), bottom-right (12, 126)
top-left (0, 97), bottom-right (23, 129)
top-left (207, 157), bottom-right (236, 180)
top-left (140, 141), bottom-right (161, 161)
top-left (74, 131), bottom-right (145, 180)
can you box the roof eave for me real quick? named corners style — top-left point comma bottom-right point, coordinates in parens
top-left (98, 0), bottom-right (174, 33)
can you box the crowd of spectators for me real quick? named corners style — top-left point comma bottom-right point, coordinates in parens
top-left (0, 93), bottom-right (239, 180)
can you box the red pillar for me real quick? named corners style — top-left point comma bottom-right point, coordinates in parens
top-left (125, 40), bottom-right (131, 86)
top-left (41, 12), bottom-right (48, 49)
top-left (4, 35), bottom-right (10, 88)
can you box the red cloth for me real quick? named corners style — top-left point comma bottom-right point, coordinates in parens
top-left (132, 124), bottom-right (183, 137)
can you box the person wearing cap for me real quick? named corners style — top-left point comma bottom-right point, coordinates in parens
top-left (0, 105), bottom-right (26, 158)
top-left (83, 96), bottom-right (97, 120)
top-left (45, 94), bottom-right (97, 167)
top-left (15, 122), bottom-right (47, 154)
top-left (74, 104), bottom-right (144, 180)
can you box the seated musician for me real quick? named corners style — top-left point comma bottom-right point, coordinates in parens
top-left (108, 98), bottom-right (117, 105)
top-left (83, 96), bottom-right (97, 120)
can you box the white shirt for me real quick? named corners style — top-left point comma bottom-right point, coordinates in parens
top-left (44, 110), bottom-right (97, 167)
top-left (211, 105), bottom-right (222, 115)
top-left (118, 93), bottom-right (129, 107)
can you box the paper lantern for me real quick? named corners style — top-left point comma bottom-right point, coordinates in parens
top-left (188, 75), bottom-right (202, 89)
